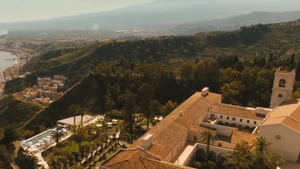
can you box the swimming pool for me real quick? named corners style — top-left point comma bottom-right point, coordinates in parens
top-left (26, 129), bottom-right (55, 145)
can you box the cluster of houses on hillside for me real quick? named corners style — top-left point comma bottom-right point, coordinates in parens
top-left (16, 75), bottom-right (66, 105)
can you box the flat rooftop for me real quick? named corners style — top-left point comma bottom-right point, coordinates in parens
top-left (57, 114), bottom-right (94, 126)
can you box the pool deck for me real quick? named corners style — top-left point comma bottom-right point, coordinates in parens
top-left (24, 115), bottom-right (103, 169)
top-left (25, 129), bottom-right (54, 145)
top-left (34, 132), bottom-right (73, 169)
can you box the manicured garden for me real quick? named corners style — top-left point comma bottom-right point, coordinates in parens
top-left (42, 119), bottom-right (126, 169)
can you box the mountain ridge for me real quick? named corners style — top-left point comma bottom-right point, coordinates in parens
top-left (168, 10), bottom-right (300, 34)
top-left (1, 0), bottom-right (300, 31)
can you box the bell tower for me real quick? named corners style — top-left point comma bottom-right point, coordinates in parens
top-left (270, 68), bottom-right (296, 108)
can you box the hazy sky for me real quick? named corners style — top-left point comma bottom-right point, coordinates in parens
top-left (0, 0), bottom-right (299, 23)
top-left (0, 0), bottom-right (154, 23)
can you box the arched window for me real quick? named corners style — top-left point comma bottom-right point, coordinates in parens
top-left (279, 79), bottom-right (286, 87)
top-left (278, 94), bottom-right (283, 98)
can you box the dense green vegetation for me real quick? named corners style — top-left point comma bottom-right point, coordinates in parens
top-left (0, 95), bottom-right (44, 128)
top-left (6, 22), bottom-right (296, 93)
top-left (4, 74), bottom-right (38, 94)
top-left (1, 21), bottom-right (300, 132)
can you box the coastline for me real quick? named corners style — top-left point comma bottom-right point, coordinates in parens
top-left (0, 50), bottom-right (22, 99)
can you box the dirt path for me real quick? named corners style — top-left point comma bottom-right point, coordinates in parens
top-left (11, 141), bottom-right (21, 169)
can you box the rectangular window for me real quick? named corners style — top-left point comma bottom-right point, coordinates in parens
top-left (227, 116), bottom-right (229, 120)
top-left (240, 119), bottom-right (243, 122)
top-left (247, 120), bottom-right (250, 123)
top-left (254, 121), bottom-right (257, 125)
top-left (232, 117), bottom-right (236, 121)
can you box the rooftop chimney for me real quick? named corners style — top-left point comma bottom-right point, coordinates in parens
top-left (201, 87), bottom-right (209, 96)
top-left (142, 134), bottom-right (153, 150)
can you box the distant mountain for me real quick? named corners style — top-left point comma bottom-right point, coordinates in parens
top-left (169, 11), bottom-right (300, 35)
top-left (0, 0), bottom-right (300, 31)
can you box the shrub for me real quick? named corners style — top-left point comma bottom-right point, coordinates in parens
top-left (224, 122), bottom-right (230, 126)
top-left (217, 121), bottom-right (223, 125)
top-left (230, 123), bottom-right (237, 127)
top-left (244, 126), bottom-right (250, 131)
top-left (237, 125), bottom-right (243, 131)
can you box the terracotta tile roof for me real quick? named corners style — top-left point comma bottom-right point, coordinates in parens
top-left (280, 70), bottom-right (290, 73)
top-left (282, 117), bottom-right (300, 132)
top-left (261, 100), bottom-right (300, 132)
top-left (209, 104), bottom-right (264, 120)
top-left (103, 148), bottom-right (160, 169)
top-left (102, 148), bottom-right (192, 169)
top-left (129, 92), bottom-right (221, 159)
top-left (140, 158), bottom-right (193, 169)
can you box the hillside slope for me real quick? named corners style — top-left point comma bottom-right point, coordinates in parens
top-left (14, 21), bottom-right (300, 91)
top-left (0, 95), bottom-right (45, 128)
top-left (22, 73), bottom-right (108, 129)
top-left (19, 35), bottom-right (204, 88)
top-left (169, 11), bottom-right (300, 35)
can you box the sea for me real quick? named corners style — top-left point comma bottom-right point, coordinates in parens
top-left (0, 29), bottom-right (7, 36)
top-left (0, 30), bottom-right (16, 72)
top-left (0, 51), bottom-right (18, 72)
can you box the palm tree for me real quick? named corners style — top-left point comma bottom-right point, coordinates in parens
top-left (201, 130), bottom-right (218, 167)
top-left (223, 141), bottom-right (253, 169)
top-left (81, 108), bottom-right (88, 126)
top-left (68, 105), bottom-right (82, 131)
top-left (266, 153), bottom-right (284, 169)
top-left (51, 129), bottom-right (64, 144)
top-left (223, 151), bottom-right (252, 169)
top-left (254, 137), bottom-right (271, 153)
top-left (74, 125), bottom-right (87, 152)
top-left (254, 137), bottom-right (271, 169)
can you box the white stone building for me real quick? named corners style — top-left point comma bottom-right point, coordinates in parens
top-left (270, 68), bottom-right (295, 108)
top-left (101, 67), bottom-right (300, 168)
top-left (207, 104), bottom-right (269, 128)
top-left (259, 100), bottom-right (300, 162)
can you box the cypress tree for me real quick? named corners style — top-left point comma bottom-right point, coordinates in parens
top-left (296, 61), bottom-right (300, 81)
top-left (291, 53), bottom-right (295, 64)
top-left (232, 55), bottom-right (239, 66)
top-left (268, 53), bottom-right (273, 62)
top-left (252, 58), bottom-right (257, 67)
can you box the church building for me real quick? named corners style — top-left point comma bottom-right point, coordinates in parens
top-left (100, 67), bottom-right (300, 169)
